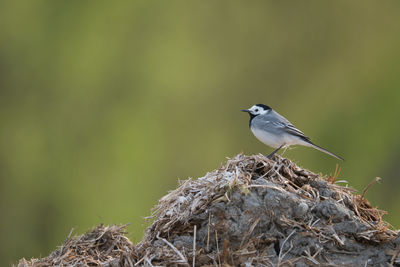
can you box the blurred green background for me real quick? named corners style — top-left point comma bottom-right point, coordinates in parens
top-left (1, 1), bottom-right (400, 265)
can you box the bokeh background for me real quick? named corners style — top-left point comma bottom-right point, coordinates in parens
top-left (1, 1), bottom-right (400, 265)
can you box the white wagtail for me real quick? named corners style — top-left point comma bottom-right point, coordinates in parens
top-left (242, 104), bottom-right (344, 160)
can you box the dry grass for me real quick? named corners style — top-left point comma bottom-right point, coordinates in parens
top-left (18, 154), bottom-right (399, 266)
top-left (144, 154), bottom-right (396, 243)
top-left (18, 224), bottom-right (133, 266)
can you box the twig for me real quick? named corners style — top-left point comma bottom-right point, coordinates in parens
top-left (156, 232), bottom-right (188, 265)
top-left (192, 225), bottom-right (197, 267)
top-left (328, 249), bottom-right (360, 255)
top-left (303, 253), bottom-right (319, 265)
top-left (390, 248), bottom-right (400, 265)
top-left (207, 212), bottom-right (211, 251)
top-left (332, 233), bottom-right (344, 246)
top-left (215, 230), bottom-right (221, 266)
top-left (134, 251), bottom-right (149, 266)
top-left (303, 247), bottom-right (322, 265)
top-left (105, 239), bottom-right (120, 254)
top-left (144, 257), bottom-right (155, 267)
top-left (310, 218), bottom-right (320, 228)
top-left (328, 164), bottom-right (341, 184)
top-left (277, 230), bottom-right (296, 266)
top-left (361, 177), bottom-right (381, 199)
top-left (240, 218), bottom-right (260, 248)
top-left (247, 184), bottom-right (286, 193)
top-left (221, 239), bottom-right (230, 264)
top-left (60, 228), bottom-right (74, 254)
top-left (64, 228), bottom-right (74, 243)
top-left (280, 242), bottom-right (294, 265)
top-left (125, 256), bottom-right (135, 267)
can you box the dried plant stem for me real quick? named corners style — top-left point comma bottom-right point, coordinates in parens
top-left (277, 230), bottom-right (296, 266)
top-left (361, 177), bottom-right (381, 199)
top-left (192, 225), bottom-right (197, 267)
top-left (156, 232), bottom-right (189, 266)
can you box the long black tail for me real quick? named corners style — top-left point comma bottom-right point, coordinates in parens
top-left (306, 141), bottom-right (344, 161)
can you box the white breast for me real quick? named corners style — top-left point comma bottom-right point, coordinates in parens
top-left (251, 128), bottom-right (283, 148)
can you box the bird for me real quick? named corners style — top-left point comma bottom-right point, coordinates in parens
top-left (242, 104), bottom-right (344, 160)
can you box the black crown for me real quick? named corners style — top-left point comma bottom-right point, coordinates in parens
top-left (255, 104), bottom-right (271, 110)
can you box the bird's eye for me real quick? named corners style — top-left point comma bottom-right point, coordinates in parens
top-left (254, 109), bottom-right (259, 112)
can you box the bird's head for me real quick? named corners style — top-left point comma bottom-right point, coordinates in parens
top-left (241, 104), bottom-right (271, 117)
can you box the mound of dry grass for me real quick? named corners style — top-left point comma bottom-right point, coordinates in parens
top-left (18, 224), bottom-right (133, 267)
top-left (18, 154), bottom-right (400, 266)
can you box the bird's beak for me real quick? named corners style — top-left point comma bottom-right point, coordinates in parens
top-left (241, 109), bottom-right (249, 113)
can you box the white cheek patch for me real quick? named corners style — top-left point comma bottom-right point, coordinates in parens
top-left (250, 106), bottom-right (268, 115)
top-left (250, 108), bottom-right (267, 115)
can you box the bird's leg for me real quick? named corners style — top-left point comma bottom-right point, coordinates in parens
top-left (281, 145), bottom-right (289, 156)
top-left (266, 144), bottom-right (285, 159)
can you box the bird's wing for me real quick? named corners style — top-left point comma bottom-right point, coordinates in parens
top-left (270, 110), bottom-right (311, 141)
top-left (283, 123), bottom-right (311, 141)
top-left (272, 121), bottom-right (311, 141)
